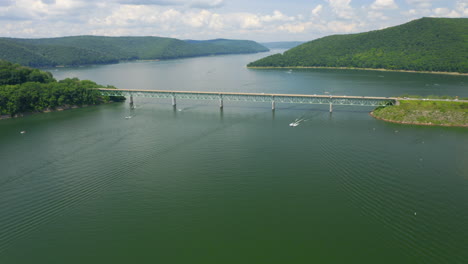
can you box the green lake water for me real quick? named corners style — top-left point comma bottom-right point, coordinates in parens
top-left (0, 51), bottom-right (467, 263)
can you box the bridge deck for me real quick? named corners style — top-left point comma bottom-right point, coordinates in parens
top-left (98, 88), bottom-right (397, 108)
top-left (98, 88), bottom-right (397, 100)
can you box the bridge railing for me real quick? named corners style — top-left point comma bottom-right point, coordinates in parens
top-left (97, 88), bottom-right (397, 108)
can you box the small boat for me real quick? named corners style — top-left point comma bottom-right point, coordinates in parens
top-left (20, 131), bottom-right (26, 134)
top-left (289, 122), bottom-right (298, 127)
top-left (125, 116), bottom-right (132, 119)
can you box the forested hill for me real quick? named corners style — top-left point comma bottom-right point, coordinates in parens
top-left (0, 36), bottom-right (268, 67)
top-left (248, 17), bottom-right (468, 73)
top-left (0, 60), bottom-right (124, 117)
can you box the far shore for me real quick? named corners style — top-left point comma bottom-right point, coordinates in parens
top-left (247, 66), bottom-right (468, 76)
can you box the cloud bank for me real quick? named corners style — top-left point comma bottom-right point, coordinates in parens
top-left (0, 0), bottom-right (465, 41)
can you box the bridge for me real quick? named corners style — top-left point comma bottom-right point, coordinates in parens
top-left (97, 88), bottom-right (398, 112)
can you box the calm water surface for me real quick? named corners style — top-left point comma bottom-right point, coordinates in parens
top-left (0, 51), bottom-right (467, 263)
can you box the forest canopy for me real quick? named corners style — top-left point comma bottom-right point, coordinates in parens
top-left (0, 60), bottom-right (124, 117)
top-left (0, 37), bottom-right (268, 67)
top-left (248, 17), bottom-right (468, 73)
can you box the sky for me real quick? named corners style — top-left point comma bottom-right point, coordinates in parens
top-left (0, 0), bottom-right (466, 42)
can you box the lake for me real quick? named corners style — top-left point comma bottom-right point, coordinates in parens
top-left (0, 50), bottom-right (467, 263)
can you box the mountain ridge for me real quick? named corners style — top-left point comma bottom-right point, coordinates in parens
top-left (0, 36), bottom-right (269, 67)
top-left (248, 17), bottom-right (468, 73)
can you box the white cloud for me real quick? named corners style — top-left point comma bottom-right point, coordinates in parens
top-left (238, 13), bottom-right (262, 29)
top-left (326, 0), bottom-right (355, 19)
top-left (368, 11), bottom-right (389, 20)
top-left (371, 0), bottom-right (398, 10)
top-left (311, 4), bottom-right (323, 16)
top-left (432, 7), bottom-right (460, 17)
top-left (0, 0), bottom-right (465, 41)
top-left (261, 10), bottom-right (294, 22)
top-left (114, 0), bottom-right (183, 5)
top-left (113, 0), bottom-right (224, 8)
top-left (456, 0), bottom-right (468, 16)
top-left (183, 10), bottom-right (222, 28)
top-left (327, 20), bottom-right (357, 33)
top-left (278, 22), bottom-right (312, 33)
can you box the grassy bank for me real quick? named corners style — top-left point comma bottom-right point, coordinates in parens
top-left (371, 100), bottom-right (468, 127)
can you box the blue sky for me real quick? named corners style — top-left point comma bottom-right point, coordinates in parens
top-left (0, 0), bottom-right (465, 41)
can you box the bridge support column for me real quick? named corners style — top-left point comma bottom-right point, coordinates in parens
top-left (219, 96), bottom-right (223, 109)
top-left (272, 100), bottom-right (275, 110)
top-left (129, 95), bottom-right (134, 108)
top-left (172, 96), bottom-right (176, 107)
top-left (329, 102), bottom-right (333, 113)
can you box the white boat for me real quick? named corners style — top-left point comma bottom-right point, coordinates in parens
top-left (289, 122), bottom-right (298, 127)
top-left (20, 131), bottom-right (26, 134)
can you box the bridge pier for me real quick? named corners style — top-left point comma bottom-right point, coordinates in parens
top-left (97, 89), bottom-right (398, 111)
top-left (129, 95), bottom-right (134, 109)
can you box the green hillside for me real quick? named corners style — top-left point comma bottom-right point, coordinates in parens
top-left (248, 17), bottom-right (468, 73)
top-left (0, 60), bottom-right (124, 117)
top-left (0, 36), bottom-right (268, 67)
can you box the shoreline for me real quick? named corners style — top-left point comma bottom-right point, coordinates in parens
top-left (37, 51), bottom-right (270, 69)
top-left (0, 103), bottom-right (113, 121)
top-left (247, 66), bottom-right (468, 76)
top-left (369, 111), bottom-right (468, 128)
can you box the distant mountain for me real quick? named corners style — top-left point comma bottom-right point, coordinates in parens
top-left (0, 36), bottom-right (269, 67)
top-left (248, 17), bottom-right (468, 73)
top-left (183, 38), bottom-right (269, 54)
top-left (260, 42), bottom-right (304, 49)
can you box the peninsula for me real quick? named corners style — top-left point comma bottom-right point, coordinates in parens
top-left (372, 97), bottom-right (468, 127)
top-left (248, 17), bottom-right (468, 74)
top-left (0, 60), bottom-right (124, 118)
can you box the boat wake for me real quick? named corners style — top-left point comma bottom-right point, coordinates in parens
top-left (289, 117), bottom-right (308, 127)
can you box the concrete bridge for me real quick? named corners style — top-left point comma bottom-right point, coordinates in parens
top-left (97, 88), bottom-right (398, 112)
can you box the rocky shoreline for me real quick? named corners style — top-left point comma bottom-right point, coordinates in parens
top-left (0, 104), bottom-right (104, 120)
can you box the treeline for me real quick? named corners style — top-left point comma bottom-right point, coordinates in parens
top-left (0, 36), bottom-right (269, 67)
top-left (0, 60), bottom-right (124, 117)
top-left (248, 17), bottom-right (468, 73)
